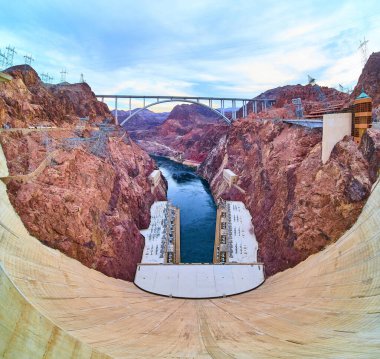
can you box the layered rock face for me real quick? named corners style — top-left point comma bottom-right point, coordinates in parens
top-left (0, 65), bottom-right (110, 128)
top-left (199, 119), bottom-right (380, 276)
top-left (350, 51), bottom-right (380, 119)
top-left (239, 84), bottom-right (349, 119)
top-left (132, 103), bottom-right (228, 163)
top-left (0, 66), bottom-right (166, 281)
top-left (116, 109), bottom-right (169, 131)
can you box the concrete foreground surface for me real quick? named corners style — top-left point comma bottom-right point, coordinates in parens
top-left (0, 152), bottom-right (379, 358)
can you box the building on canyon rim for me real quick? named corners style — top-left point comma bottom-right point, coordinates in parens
top-left (354, 89), bottom-right (373, 143)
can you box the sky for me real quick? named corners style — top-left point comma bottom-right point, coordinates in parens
top-left (0, 0), bottom-right (379, 111)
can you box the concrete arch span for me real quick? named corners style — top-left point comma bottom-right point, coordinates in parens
top-left (0, 143), bottom-right (379, 357)
top-left (119, 99), bottom-right (232, 126)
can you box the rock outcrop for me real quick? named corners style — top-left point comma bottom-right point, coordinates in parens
top-left (198, 119), bottom-right (380, 276)
top-left (239, 84), bottom-right (349, 119)
top-left (117, 109), bottom-right (169, 131)
top-left (0, 65), bottom-right (110, 128)
top-left (0, 66), bottom-right (167, 281)
top-left (350, 51), bottom-right (380, 119)
top-left (132, 103), bottom-right (228, 163)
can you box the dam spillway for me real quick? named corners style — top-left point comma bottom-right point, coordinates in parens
top-left (135, 178), bottom-right (264, 298)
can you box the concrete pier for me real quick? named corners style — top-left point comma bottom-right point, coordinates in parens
top-left (214, 200), bottom-right (259, 264)
top-left (140, 201), bottom-right (180, 264)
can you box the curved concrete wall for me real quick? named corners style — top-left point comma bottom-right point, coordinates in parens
top-left (0, 159), bottom-right (379, 357)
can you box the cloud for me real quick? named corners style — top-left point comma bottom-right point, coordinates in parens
top-left (1, 0), bottom-right (379, 108)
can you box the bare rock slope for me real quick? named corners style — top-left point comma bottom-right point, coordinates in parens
top-left (0, 66), bottom-right (166, 281)
top-left (133, 103), bottom-right (228, 163)
top-left (198, 119), bottom-right (380, 275)
top-left (0, 65), bottom-right (110, 128)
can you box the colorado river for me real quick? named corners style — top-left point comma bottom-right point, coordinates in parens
top-left (152, 156), bottom-right (216, 263)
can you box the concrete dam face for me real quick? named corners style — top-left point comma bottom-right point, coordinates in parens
top-left (1, 167), bottom-right (379, 357)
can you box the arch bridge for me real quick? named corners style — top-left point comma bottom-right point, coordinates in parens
top-left (96, 95), bottom-right (275, 126)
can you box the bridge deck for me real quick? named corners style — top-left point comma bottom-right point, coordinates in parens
top-left (96, 94), bottom-right (274, 102)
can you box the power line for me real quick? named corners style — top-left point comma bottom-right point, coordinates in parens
top-left (41, 72), bottom-right (54, 84)
top-left (40, 73), bottom-right (49, 82)
top-left (0, 50), bottom-right (6, 69)
top-left (60, 68), bottom-right (67, 82)
top-left (358, 36), bottom-right (369, 67)
top-left (23, 54), bottom-right (34, 66)
top-left (5, 46), bottom-right (17, 67)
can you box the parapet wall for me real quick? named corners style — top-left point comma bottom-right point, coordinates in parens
top-left (322, 113), bottom-right (352, 163)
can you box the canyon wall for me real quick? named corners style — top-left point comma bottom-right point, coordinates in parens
top-left (132, 103), bottom-right (228, 163)
top-left (198, 119), bottom-right (380, 275)
top-left (0, 65), bottom-right (111, 128)
top-left (0, 66), bottom-right (166, 281)
top-left (350, 51), bottom-right (380, 120)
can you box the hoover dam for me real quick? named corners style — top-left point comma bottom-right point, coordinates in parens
top-left (0, 45), bottom-right (380, 357)
top-left (1, 137), bottom-right (379, 357)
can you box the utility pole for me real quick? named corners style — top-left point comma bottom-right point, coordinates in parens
top-left (23, 54), bottom-right (34, 72)
top-left (60, 68), bottom-right (67, 83)
top-left (358, 37), bottom-right (369, 67)
top-left (23, 54), bottom-right (34, 66)
top-left (0, 50), bottom-right (6, 69)
top-left (5, 46), bottom-right (16, 67)
top-left (40, 73), bottom-right (49, 83)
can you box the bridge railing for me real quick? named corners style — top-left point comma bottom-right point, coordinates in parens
top-left (95, 95), bottom-right (275, 125)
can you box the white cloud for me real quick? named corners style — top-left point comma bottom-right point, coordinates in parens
top-left (1, 0), bottom-right (379, 103)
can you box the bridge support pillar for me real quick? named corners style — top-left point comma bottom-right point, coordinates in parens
top-left (115, 97), bottom-right (118, 125)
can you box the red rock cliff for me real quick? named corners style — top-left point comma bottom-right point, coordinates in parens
top-left (0, 65), bottom-right (111, 128)
top-left (132, 103), bottom-right (228, 163)
top-left (0, 66), bottom-right (167, 281)
top-left (198, 119), bottom-right (380, 276)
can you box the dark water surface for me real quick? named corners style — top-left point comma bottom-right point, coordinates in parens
top-left (152, 156), bottom-right (216, 263)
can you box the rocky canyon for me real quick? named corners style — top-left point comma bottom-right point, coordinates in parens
top-left (0, 66), bottom-right (166, 281)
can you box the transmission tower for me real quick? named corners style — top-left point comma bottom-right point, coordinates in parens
top-left (0, 50), bottom-right (6, 69)
top-left (307, 75), bottom-right (316, 86)
top-left (307, 74), bottom-right (327, 105)
top-left (23, 54), bottom-right (34, 66)
top-left (5, 46), bottom-right (16, 67)
top-left (41, 73), bottom-right (49, 83)
top-left (291, 98), bottom-right (303, 118)
top-left (358, 37), bottom-right (369, 66)
top-left (60, 68), bottom-right (67, 82)
top-left (48, 75), bottom-right (54, 83)
top-left (80, 73), bottom-right (85, 83)
top-left (338, 84), bottom-right (352, 95)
